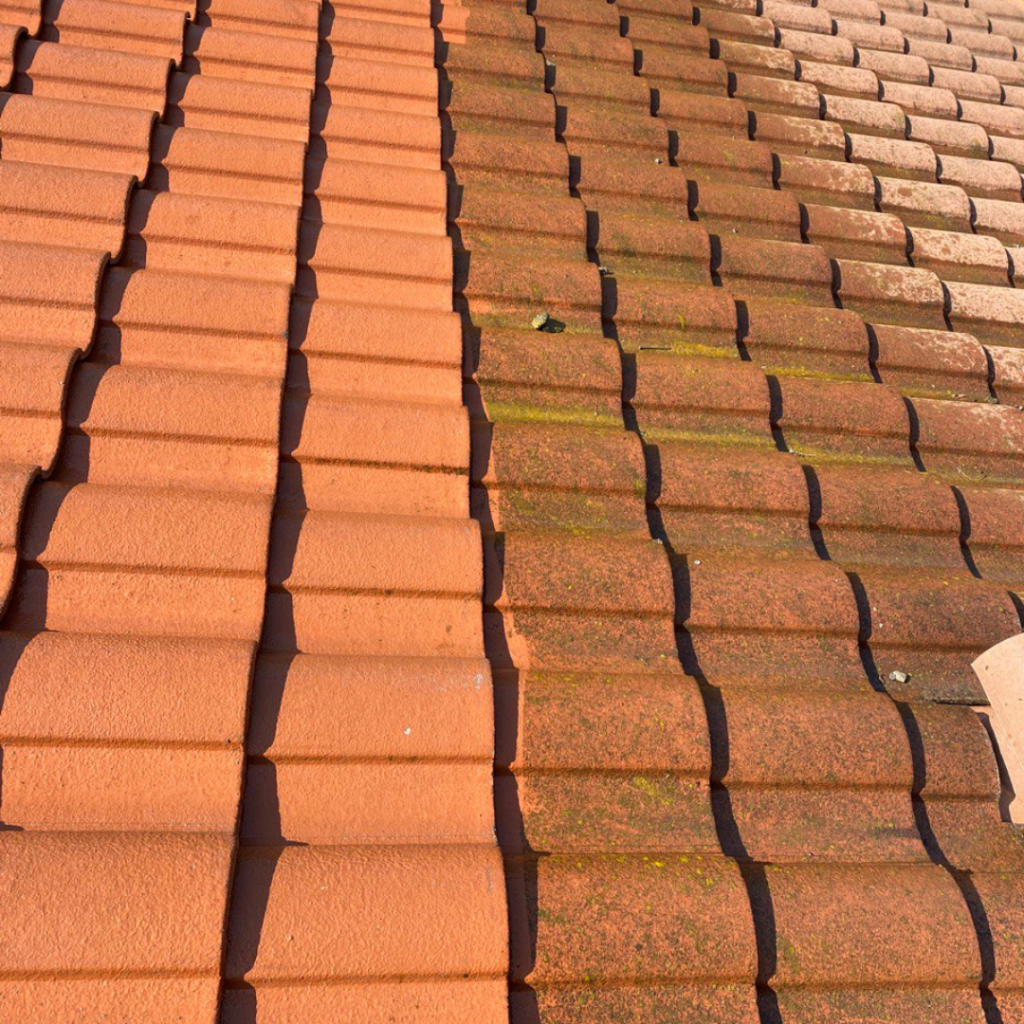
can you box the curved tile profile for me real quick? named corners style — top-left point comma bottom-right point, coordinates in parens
top-left (2, 0), bottom-right (1024, 1021)
top-left (0, 0), bottom-right (307, 1019)
top-left (438, 0), bottom-right (1023, 1020)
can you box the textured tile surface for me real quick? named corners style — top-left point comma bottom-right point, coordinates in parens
top-left (0, 2), bottom-right (504, 1022)
top-left (439, 0), bottom-right (1024, 1020)
top-left (4, 0), bottom-right (1024, 1020)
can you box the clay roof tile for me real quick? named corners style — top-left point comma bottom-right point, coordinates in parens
top-left (6, 1), bottom-right (1024, 1019)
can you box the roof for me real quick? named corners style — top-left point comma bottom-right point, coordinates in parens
top-left (0, 0), bottom-right (504, 1020)
top-left (444, 0), bottom-right (1024, 1019)
top-left (0, 0), bottom-right (1022, 1020)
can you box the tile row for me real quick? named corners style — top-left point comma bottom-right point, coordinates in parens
top-left (218, 3), bottom-right (507, 1022)
top-left (0, 1), bottom-right (318, 1020)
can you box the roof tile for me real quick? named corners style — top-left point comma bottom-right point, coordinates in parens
top-left (988, 343), bottom-right (1024, 404)
top-left (816, 462), bottom-right (965, 568)
top-left (881, 79), bottom-right (958, 119)
top-left (0, 92), bottom-right (155, 177)
top-left (750, 108), bottom-right (848, 158)
top-left (732, 72), bottom-right (821, 117)
top-left (716, 234), bottom-right (835, 304)
top-left (856, 46), bottom-right (931, 83)
top-left (15, 38), bottom-right (170, 113)
top-left (799, 58), bottom-right (879, 98)
top-left (0, 0), bottom-right (40, 34)
top-left (907, 35), bottom-right (974, 69)
top-left (744, 299), bottom-right (872, 375)
top-left (47, 0), bottom-right (186, 63)
top-left (166, 70), bottom-right (313, 140)
top-left (0, 831), bottom-right (233, 981)
top-left (770, 863), bottom-right (980, 985)
top-left (519, 854), bottom-right (756, 984)
top-left (871, 322), bottom-right (991, 398)
top-left (882, 9), bottom-right (948, 41)
top-left (149, 122), bottom-right (307, 204)
top-left (912, 395), bottom-right (1024, 481)
top-left (195, 0), bottom-right (320, 39)
top-left (779, 24), bottom-right (856, 62)
top-left (972, 194), bottom-right (1024, 244)
top-left (858, 569), bottom-right (1020, 700)
top-left (946, 278), bottom-right (1024, 342)
top-left (823, 91), bottom-right (908, 135)
top-left (718, 37), bottom-right (796, 78)
top-left (836, 16), bottom-right (906, 50)
top-left (777, 375), bottom-right (914, 459)
top-left (6, 0), bottom-right (1024, 1016)
top-left (910, 224), bottom-right (1010, 284)
top-left (225, 846), bottom-right (506, 982)
top-left (836, 256), bottom-right (949, 326)
top-left (802, 202), bottom-right (909, 264)
top-left (848, 132), bottom-right (938, 180)
top-left (692, 178), bottom-right (804, 239)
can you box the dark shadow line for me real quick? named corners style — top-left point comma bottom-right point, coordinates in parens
top-left (437, 5), bottom-right (545, 1020)
top-left (951, 485), bottom-right (983, 579)
top-left (898, 702), bottom-right (1004, 1024)
top-left (801, 463), bottom-right (830, 561)
top-left (902, 395), bottom-right (927, 473)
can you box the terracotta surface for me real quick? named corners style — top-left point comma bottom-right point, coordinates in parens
top-left (2, 0), bottom-right (1024, 1021)
top-left (0, 2), bottom-right (504, 1022)
top-left (439, 0), bottom-right (1024, 1020)
top-left (974, 634), bottom-right (1024, 822)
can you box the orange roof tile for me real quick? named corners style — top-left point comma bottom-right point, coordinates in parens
top-left (1, 0), bottom-right (1024, 1020)
top-left (0, 1), bottom-right (504, 1020)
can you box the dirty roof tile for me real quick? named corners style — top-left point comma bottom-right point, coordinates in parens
top-left (907, 34), bottom-right (974, 68)
top-left (877, 174), bottom-right (974, 230)
top-left (803, 203), bottom-right (909, 264)
top-left (848, 131), bottom-right (938, 180)
top-left (938, 153), bottom-right (1023, 201)
top-left (880, 79), bottom-right (959, 119)
top-left (5, 1), bottom-right (1024, 1021)
top-left (799, 58), bottom-right (879, 97)
top-left (823, 91), bottom-right (908, 135)
top-left (856, 46), bottom-right (931, 83)
top-left (909, 225), bottom-right (1011, 284)
top-left (780, 23), bottom-right (856, 61)
top-left (751, 107), bottom-right (848, 157)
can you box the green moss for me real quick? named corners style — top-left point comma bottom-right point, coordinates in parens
top-left (487, 399), bottom-right (623, 429)
top-left (642, 424), bottom-right (775, 449)
top-left (631, 774), bottom-right (678, 809)
top-left (768, 364), bottom-right (874, 384)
